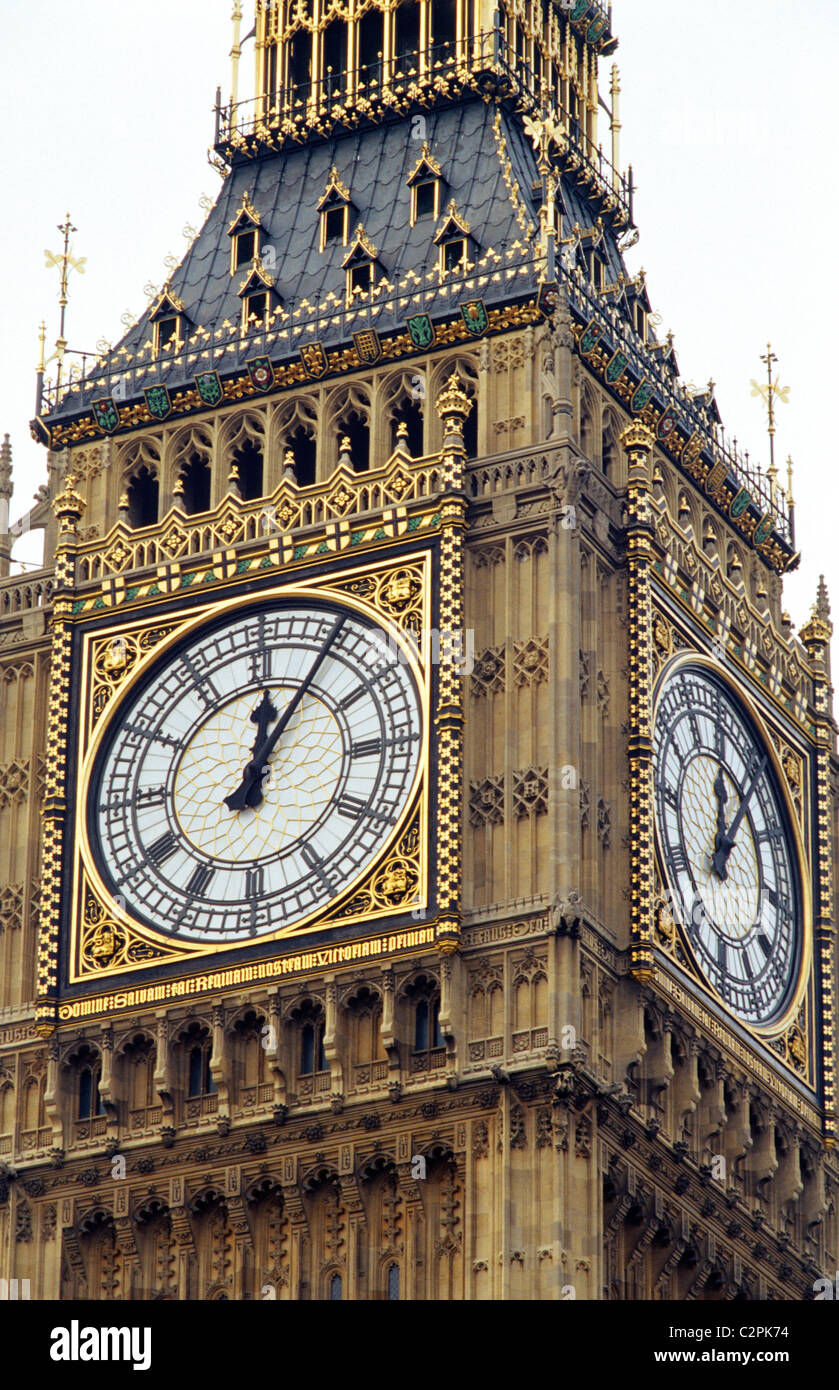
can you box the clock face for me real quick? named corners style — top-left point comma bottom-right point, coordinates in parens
top-left (87, 597), bottom-right (423, 944)
top-left (653, 663), bottom-right (802, 1027)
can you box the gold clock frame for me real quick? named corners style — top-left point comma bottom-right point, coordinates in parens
top-left (651, 650), bottom-right (813, 1041)
top-left (67, 554), bottom-right (433, 985)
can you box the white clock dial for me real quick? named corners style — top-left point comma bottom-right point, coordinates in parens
top-left (88, 599), bottom-right (423, 943)
top-left (653, 663), bottom-right (802, 1027)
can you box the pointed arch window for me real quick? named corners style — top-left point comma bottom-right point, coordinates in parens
top-left (414, 996), bottom-right (442, 1051)
top-left (329, 1273), bottom-right (343, 1301)
top-left (300, 1019), bottom-right (327, 1075)
top-left (126, 466), bottom-right (159, 528)
top-left (78, 1059), bottom-right (105, 1120)
top-left (387, 1263), bottom-right (400, 1301)
top-left (187, 1039), bottom-right (216, 1099)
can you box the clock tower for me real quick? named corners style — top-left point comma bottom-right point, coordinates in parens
top-left (0, 0), bottom-right (836, 1302)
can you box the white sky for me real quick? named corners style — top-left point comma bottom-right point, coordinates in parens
top-left (1, 0), bottom-right (836, 630)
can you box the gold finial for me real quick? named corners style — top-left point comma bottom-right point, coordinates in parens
top-left (283, 449), bottom-right (296, 469)
top-left (396, 421), bottom-right (409, 438)
top-left (53, 472), bottom-right (86, 529)
top-left (786, 455), bottom-right (795, 508)
top-left (435, 371), bottom-right (472, 427)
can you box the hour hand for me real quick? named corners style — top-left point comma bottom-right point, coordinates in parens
top-left (223, 690), bottom-right (277, 813)
top-left (711, 770), bottom-right (729, 879)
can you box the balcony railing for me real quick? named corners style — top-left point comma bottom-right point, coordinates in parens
top-left (214, 32), bottom-right (633, 227)
top-left (565, 262), bottom-right (793, 547)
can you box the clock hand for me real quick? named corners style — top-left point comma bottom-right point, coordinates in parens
top-left (711, 769), bottom-right (729, 878)
top-left (249, 689), bottom-right (278, 751)
top-left (711, 755), bottom-right (767, 880)
top-left (223, 615), bottom-right (346, 812)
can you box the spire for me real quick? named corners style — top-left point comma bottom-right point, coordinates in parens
top-left (816, 573), bottom-right (831, 621)
top-left (0, 435), bottom-right (12, 575)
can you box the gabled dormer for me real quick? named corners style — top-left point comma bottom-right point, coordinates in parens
top-left (228, 192), bottom-right (263, 274)
top-left (433, 201), bottom-right (477, 276)
top-left (318, 167), bottom-right (355, 251)
top-left (150, 287), bottom-right (190, 356)
top-left (342, 225), bottom-right (382, 304)
top-left (238, 259), bottom-right (279, 332)
top-left (407, 144), bottom-right (444, 226)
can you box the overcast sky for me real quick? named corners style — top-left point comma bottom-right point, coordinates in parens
top-left (1, 0), bottom-right (836, 631)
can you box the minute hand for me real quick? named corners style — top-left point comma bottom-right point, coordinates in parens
top-left (711, 754), bottom-right (767, 879)
top-left (224, 615), bottom-right (346, 812)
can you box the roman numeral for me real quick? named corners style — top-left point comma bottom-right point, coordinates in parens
top-left (186, 864), bottom-right (215, 898)
top-left (717, 938), bottom-right (727, 972)
top-left (757, 825), bottom-right (783, 844)
top-left (246, 867), bottom-right (264, 898)
top-left (669, 846), bottom-right (688, 874)
top-left (352, 737), bottom-right (383, 759)
top-left (337, 794), bottom-right (367, 820)
top-left (138, 786), bottom-right (166, 806)
top-left (124, 723), bottom-right (181, 749)
top-left (757, 933), bottom-right (772, 958)
top-left (301, 844), bottom-right (336, 893)
top-left (147, 831), bottom-right (179, 866)
top-left (339, 686), bottom-right (367, 711)
top-left (181, 652), bottom-right (220, 709)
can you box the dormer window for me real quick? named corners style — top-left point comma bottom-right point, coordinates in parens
top-left (238, 259), bottom-right (279, 332)
top-left (245, 292), bottom-right (268, 327)
top-left (233, 227), bottom-right (256, 271)
top-left (442, 237), bottom-right (467, 273)
top-left (156, 316), bottom-right (179, 351)
top-left (408, 143), bottom-right (444, 226)
top-left (414, 181), bottom-right (437, 221)
top-left (585, 247), bottom-right (606, 291)
top-left (433, 200), bottom-right (476, 277)
top-left (349, 263), bottom-right (373, 296)
top-left (318, 167), bottom-right (353, 251)
top-left (150, 288), bottom-right (188, 357)
top-left (324, 206), bottom-right (347, 245)
top-left (342, 224), bottom-right (381, 305)
top-left (228, 192), bottom-right (263, 275)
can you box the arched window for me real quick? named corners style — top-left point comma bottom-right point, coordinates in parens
top-left (322, 19), bottom-right (347, 90)
top-left (358, 10), bottom-right (383, 87)
top-left (391, 400), bottom-right (423, 458)
top-left (78, 1063), bottom-right (105, 1120)
top-left (233, 439), bottom-right (264, 501)
top-left (395, 0), bottom-right (420, 66)
top-left (329, 1272), bottom-right (343, 1300)
top-left (288, 30), bottom-right (312, 99)
top-left (180, 454), bottom-right (211, 515)
top-left (126, 466), bottom-right (159, 528)
top-left (187, 1044), bottom-right (216, 1099)
top-left (336, 410), bottom-right (370, 472)
top-left (300, 1020), bottom-right (327, 1076)
top-left (414, 996), bottom-right (442, 1051)
top-left (285, 424), bottom-right (316, 486)
top-left (387, 1263), bottom-right (400, 1301)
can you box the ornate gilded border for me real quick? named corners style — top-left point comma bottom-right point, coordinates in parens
top-left (68, 558), bottom-right (433, 985)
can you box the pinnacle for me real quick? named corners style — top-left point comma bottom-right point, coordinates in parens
top-left (816, 573), bottom-right (831, 620)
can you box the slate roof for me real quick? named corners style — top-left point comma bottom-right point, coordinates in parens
top-left (44, 99), bottom-right (545, 424)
